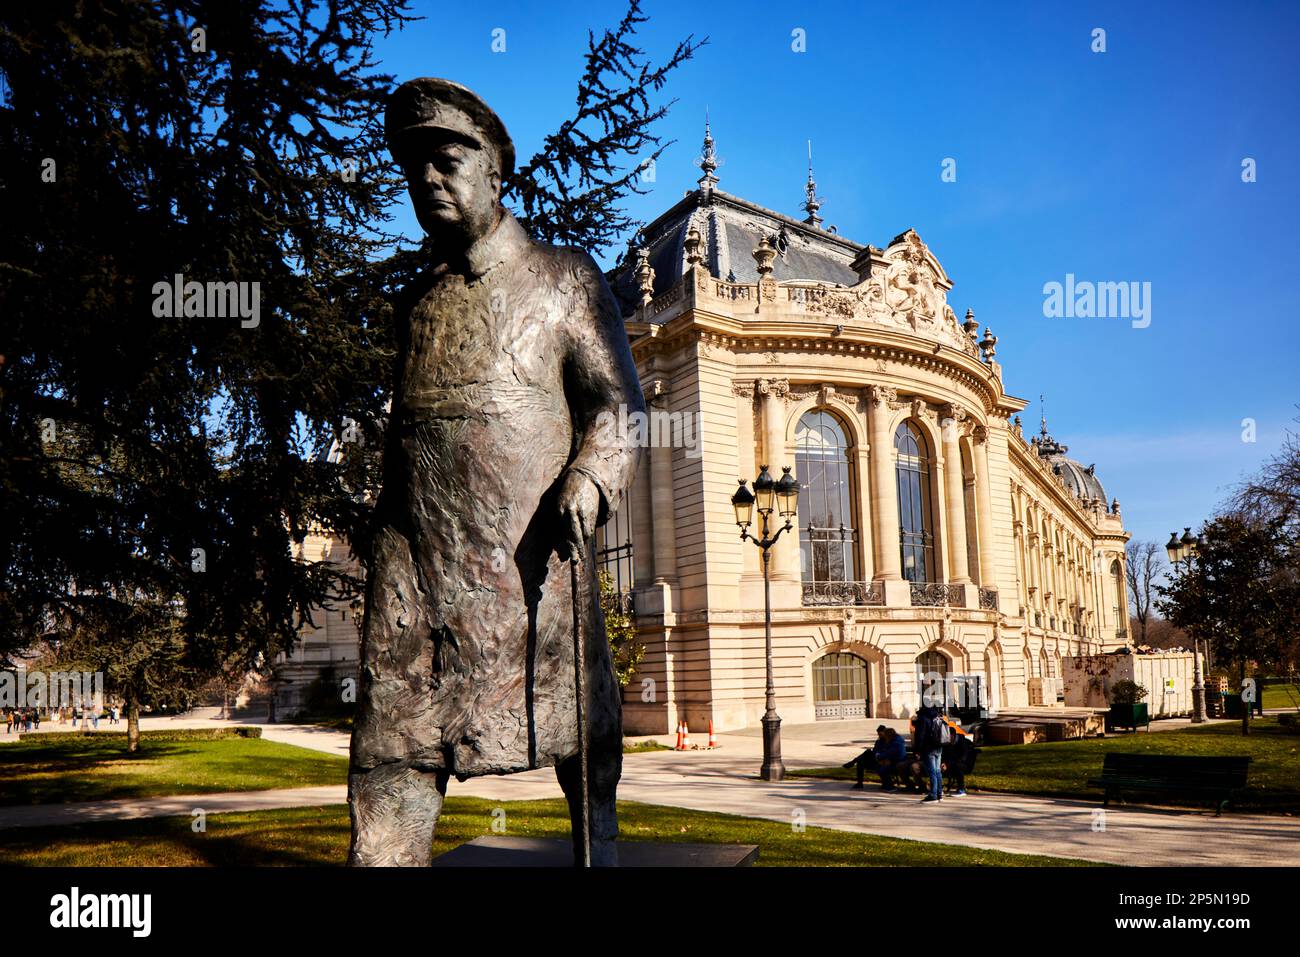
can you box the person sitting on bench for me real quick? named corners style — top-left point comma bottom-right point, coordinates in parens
top-left (843, 725), bottom-right (910, 790)
top-left (941, 730), bottom-right (978, 796)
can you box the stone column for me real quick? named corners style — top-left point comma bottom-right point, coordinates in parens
top-left (973, 425), bottom-right (996, 590)
top-left (941, 405), bottom-right (971, 585)
top-left (650, 439), bottom-right (677, 584)
top-left (867, 386), bottom-right (901, 581)
top-left (759, 378), bottom-right (794, 580)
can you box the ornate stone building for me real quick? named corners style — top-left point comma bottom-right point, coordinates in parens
top-left (600, 130), bottom-right (1131, 734)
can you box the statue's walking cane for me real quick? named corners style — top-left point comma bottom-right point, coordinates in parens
top-left (570, 547), bottom-right (592, 868)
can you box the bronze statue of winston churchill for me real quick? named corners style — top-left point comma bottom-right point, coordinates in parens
top-left (347, 78), bottom-right (645, 867)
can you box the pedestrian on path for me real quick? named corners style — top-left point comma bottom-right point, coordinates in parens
top-left (912, 705), bottom-right (948, 804)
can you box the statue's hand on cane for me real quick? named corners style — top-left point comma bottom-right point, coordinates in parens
top-left (558, 470), bottom-right (600, 558)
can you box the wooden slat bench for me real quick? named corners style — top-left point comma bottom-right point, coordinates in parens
top-left (1087, 753), bottom-right (1251, 816)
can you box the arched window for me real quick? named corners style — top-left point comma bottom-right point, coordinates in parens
top-left (1111, 559), bottom-right (1126, 639)
top-left (916, 649), bottom-right (950, 708)
top-left (895, 422), bottom-right (934, 583)
top-left (796, 410), bottom-right (858, 584)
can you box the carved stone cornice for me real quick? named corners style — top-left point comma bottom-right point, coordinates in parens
top-left (941, 403), bottom-right (968, 425)
top-left (784, 383), bottom-right (867, 417)
top-left (867, 384), bottom-right (898, 409)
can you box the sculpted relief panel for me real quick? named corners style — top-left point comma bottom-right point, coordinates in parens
top-left (804, 229), bottom-right (977, 357)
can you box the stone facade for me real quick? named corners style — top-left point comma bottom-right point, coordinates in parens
top-left (601, 152), bottom-right (1131, 734)
top-left (273, 532), bottom-right (362, 715)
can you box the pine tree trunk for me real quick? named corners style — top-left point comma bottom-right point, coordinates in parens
top-left (127, 690), bottom-right (141, 753)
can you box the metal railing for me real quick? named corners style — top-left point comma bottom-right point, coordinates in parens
top-left (978, 587), bottom-right (998, 611)
top-left (802, 580), bottom-right (884, 607)
top-left (910, 582), bottom-right (967, 607)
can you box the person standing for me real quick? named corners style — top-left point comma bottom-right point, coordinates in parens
top-left (913, 704), bottom-right (946, 803)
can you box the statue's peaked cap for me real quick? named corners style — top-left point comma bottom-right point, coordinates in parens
top-left (385, 77), bottom-right (515, 176)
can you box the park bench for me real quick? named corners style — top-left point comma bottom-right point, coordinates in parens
top-left (1087, 753), bottom-right (1251, 817)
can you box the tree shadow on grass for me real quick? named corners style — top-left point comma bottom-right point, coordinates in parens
top-left (0, 738), bottom-right (346, 807)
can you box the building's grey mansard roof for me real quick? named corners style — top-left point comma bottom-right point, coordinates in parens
top-left (608, 187), bottom-right (863, 315)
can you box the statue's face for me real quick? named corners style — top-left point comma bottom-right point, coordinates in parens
top-left (397, 130), bottom-right (501, 245)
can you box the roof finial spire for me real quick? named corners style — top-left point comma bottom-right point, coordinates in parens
top-left (696, 108), bottom-right (719, 191)
top-left (1040, 394), bottom-right (1049, 438)
top-left (801, 140), bottom-right (823, 228)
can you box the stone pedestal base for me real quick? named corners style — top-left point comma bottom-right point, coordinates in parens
top-left (431, 836), bottom-right (759, 867)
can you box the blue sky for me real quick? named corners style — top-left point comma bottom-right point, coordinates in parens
top-left (373, 0), bottom-right (1299, 550)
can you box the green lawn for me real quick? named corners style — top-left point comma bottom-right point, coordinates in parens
top-left (790, 717), bottom-right (1300, 813)
top-left (0, 797), bottom-right (1098, 867)
top-left (0, 736), bottom-right (348, 806)
top-left (1263, 682), bottom-right (1300, 711)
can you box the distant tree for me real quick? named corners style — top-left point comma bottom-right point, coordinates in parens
top-left (1142, 616), bottom-right (1193, 653)
top-left (53, 594), bottom-right (200, 752)
top-left (1157, 514), bottom-right (1299, 735)
top-left (1125, 540), bottom-right (1163, 645)
top-left (1236, 411), bottom-right (1300, 535)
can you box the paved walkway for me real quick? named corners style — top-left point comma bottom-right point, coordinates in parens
top-left (3, 715), bottom-right (1297, 866)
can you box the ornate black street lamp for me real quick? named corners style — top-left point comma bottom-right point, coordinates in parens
top-left (1166, 527), bottom-right (1207, 723)
top-left (731, 464), bottom-right (799, 781)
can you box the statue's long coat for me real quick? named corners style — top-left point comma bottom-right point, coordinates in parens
top-left (351, 210), bottom-right (644, 779)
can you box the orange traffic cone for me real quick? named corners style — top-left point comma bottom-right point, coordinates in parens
top-left (681, 721), bottom-right (692, 750)
top-left (674, 720), bottom-right (684, 751)
top-left (707, 720), bottom-right (718, 749)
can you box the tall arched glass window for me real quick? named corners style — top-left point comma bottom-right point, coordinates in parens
top-left (796, 410), bottom-right (858, 583)
top-left (895, 421), bottom-right (934, 583)
top-left (1110, 560), bottom-right (1126, 639)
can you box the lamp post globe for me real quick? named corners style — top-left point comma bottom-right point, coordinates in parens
top-left (775, 466), bottom-right (799, 520)
top-left (754, 464), bottom-right (776, 515)
top-left (731, 479), bottom-right (755, 530)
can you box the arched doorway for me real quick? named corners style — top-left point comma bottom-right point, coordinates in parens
top-left (916, 649), bottom-right (951, 709)
top-left (812, 652), bottom-right (869, 720)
